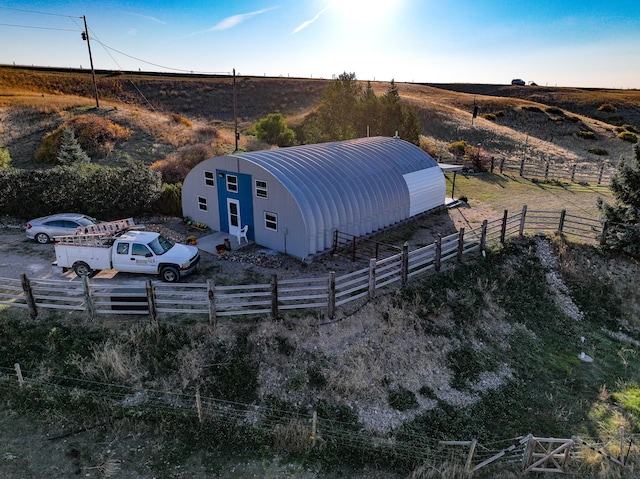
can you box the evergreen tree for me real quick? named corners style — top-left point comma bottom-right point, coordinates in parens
top-left (56, 128), bottom-right (90, 166)
top-left (597, 143), bottom-right (640, 257)
top-left (317, 72), bottom-right (361, 140)
top-left (400, 105), bottom-right (422, 146)
top-left (357, 81), bottom-right (381, 137)
top-left (298, 73), bottom-right (423, 145)
top-left (380, 79), bottom-right (404, 137)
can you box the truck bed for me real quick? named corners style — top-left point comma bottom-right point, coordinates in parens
top-left (55, 244), bottom-right (113, 271)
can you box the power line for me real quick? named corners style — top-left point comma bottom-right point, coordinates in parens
top-left (0, 22), bottom-right (79, 32)
top-left (0, 5), bottom-right (229, 76)
top-left (89, 36), bottom-right (230, 75)
top-left (0, 5), bottom-right (81, 18)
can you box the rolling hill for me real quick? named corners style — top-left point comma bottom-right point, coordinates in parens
top-left (1, 65), bottom-right (639, 171)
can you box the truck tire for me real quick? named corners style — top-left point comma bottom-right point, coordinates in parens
top-left (160, 266), bottom-right (180, 282)
top-left (73, 261), bottom-right (92, 278)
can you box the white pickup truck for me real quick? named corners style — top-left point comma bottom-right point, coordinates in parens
top-left (54, 222), bottom-right (199, 282)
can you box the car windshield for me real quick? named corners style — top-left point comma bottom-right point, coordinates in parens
top-left (148, 235), bottom-right (175, 255)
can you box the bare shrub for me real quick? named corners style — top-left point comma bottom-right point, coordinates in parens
top-left (69, 339), bottom-right (142, 383)
top-left (420, 137), bottom-right (439, 158)
top-left (577, 130), bottom-right (597, 140)
top-left (271, 419), bottom-right (311, 454)
top-left (169, 113), bottom-right (192, 128)
top-left (151, 143), bottom-right (213, 184)
top-left (618, 131), bottom-right (638, 143)
top-left (598, 103), bottom-right (617, 112)
top-left (194, 125), bottom-right (219, 143)
top-left (35, 114), bottom-right (132, 163)
top-left (244, 137), bottom-right (272, 152)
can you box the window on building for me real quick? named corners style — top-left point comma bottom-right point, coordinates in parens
top-left (204, 171), bottom-right (215, 187)
top-left (226, 174), bottom-right (238, 193)
top-left (265, 211), bottom-right (277, 231)
top-left (255, 180), bottom-right (268, 198)
top-left (198, 196), bottom-right (208, 211)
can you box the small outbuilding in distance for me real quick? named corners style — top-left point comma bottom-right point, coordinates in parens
top-left (182, 136), bottom-right (447, 261)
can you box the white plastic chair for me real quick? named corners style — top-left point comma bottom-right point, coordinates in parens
top-left (237, 224), bottom-right (249, 245)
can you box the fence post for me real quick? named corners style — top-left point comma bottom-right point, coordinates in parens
top-left (600, 221), bottom-right (609, 246)
top-left (14, 363), bottom-right (24, 387)
top-left (571, 164), bottom-right (576, 182)
top-left (466, 439), bottom-right (478, 472)
top-left (457, 227), bottom-right (465, 263)
top-left (368, 258), bottom-right (377, 299)
top-left (82, 275), bottom-right (95, 321)
top-left (195, 388), bottom-right (203, 423)
top-left (519, 159), bottom-right (525, 177)
top-left (519, 205), bottom-right (528, 237)
top-left (20, 273), bottom-right (38, 319)
top-left (270, 274), bottom-right (279, 321)
top-left (146, 280), bottom-right (157, 323)
top-left (435, 234), bottom-right (442, 272)
top-left (499, 157), bottom-right (505, 174)
top-left (598, 164), bottom-right (604, 185)
top-left (311, 410), bottom-right (318, 447)
top-left (490, 156), bottom-right (495, 173)
top-left (544, 162), bottom-right (550, 181)
top-left (480, 220), bottom-right (488, 257)
top-left (401, 242), bottom-right (409, 284)
top-left (352, 235), bottom-right (357, 262)
top-left (558, 209), bottom-right (567, 235)
top-left (327, 272), bottom-right (336, 320)
top-left (207, 279), bottom-right (217, 330)
top-left (500, 210), bottom-right (508, 243)
top-left (332, 230), bottom-right (338, 255)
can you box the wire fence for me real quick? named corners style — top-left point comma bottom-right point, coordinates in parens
top-left (2, 364), bottom-right (639, 475)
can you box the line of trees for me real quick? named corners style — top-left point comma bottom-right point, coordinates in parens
top-left (297, 73), bottom-right (422, 145)
top-left (255, 72), bottom-right (423, 147)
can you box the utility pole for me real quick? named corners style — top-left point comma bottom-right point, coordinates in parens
top-left (233, 68), bottom-right (238, 151)
top-left (82, 15), bottom-right (99, 108)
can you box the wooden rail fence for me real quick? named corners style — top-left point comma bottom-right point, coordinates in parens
top-left (0, 206), bottom-right (611, 322)
top-left (445, 156), bottom-right (615, 185)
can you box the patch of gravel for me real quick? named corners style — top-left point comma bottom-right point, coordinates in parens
top-left (534, 235), bottom-right (584, 321)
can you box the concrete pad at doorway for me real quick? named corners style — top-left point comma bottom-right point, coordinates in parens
top-left (195, 231), bottom-right (251, 255)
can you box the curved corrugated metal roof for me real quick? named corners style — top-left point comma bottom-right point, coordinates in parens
top-left (232, 136), bottom-right (442, 254)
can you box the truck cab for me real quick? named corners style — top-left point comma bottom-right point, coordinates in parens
top-left (110, 231), bottom-right (199, 281)
top-left (54, 221), bottom-right (200, 282)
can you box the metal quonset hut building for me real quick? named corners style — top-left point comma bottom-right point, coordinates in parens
top-left (182, 136), bottom-right (446, 261)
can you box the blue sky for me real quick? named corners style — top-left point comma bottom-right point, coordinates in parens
top-left (1, 0), bottom-right (639, 88)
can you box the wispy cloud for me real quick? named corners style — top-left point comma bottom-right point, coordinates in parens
top-left (198, 7), bottom-right (277, 34)
top-left (292, 5), bottom-right (332, 34)
top-left (124, 11), bottom-right (166, 25)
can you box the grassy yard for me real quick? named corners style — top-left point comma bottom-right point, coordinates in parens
top-left (446, 171), bottom-right (613, 219)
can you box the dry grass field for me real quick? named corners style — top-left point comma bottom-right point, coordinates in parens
top-left (1, 65), bottom-right (639, 171)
